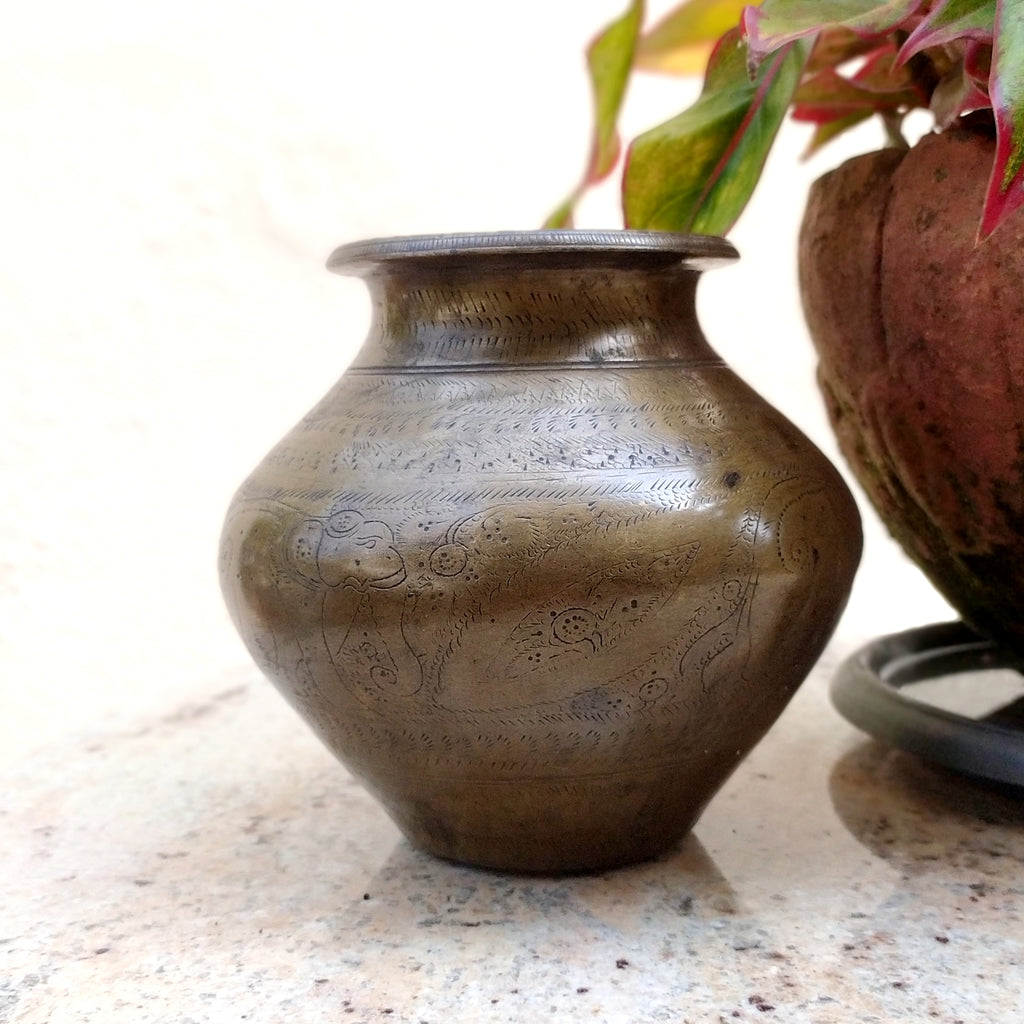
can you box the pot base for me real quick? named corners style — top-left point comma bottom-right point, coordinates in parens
top-left (367, 763), bottom-right (728, 873)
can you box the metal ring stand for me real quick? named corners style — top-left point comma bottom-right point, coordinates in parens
top-left (832, 621), bottom-right (1024, 787)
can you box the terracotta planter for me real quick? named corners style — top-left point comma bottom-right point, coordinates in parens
top-left (800, 118), bottom-right (1024, 653)
top-left (219, 230), bottom-right (861, 872)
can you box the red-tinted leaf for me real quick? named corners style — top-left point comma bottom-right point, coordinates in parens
top-left (793, 44), bottom-right (924, 122)
top-left (930, 53), bottom-right (992, 126)
top-left (587, 0), bottom-right (645, 181)
top-left (802, 108), bottom-right (875, 155)
top-left (793, 67), bottom-right (921, 122)
top-left (623, 28), bottom-right (810, 232)
top-left (745, 0), bottom-right (924, 65)
top-left (853, 44), bottom-right (918, 92)
top-left (980, 0), bottom-right (1024, 237)
top-left (544, 0), bottom-right (644, 228)
top-left (806, 25), bottom-right (883, 72)
top-left (898, 0), bottom-right (995, 64)
top-left (965, 37), bottom-right (993, 85)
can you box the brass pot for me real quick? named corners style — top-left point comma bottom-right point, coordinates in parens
top-left (219, 231), bottom-right (861, 873)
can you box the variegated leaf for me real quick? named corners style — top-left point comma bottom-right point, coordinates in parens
top-left (745, 0), bottom-right (924, 65)
top-left (623, 29), bottom-right (810, 233)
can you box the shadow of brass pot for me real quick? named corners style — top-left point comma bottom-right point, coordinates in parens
top-left (219, 230), bottom-right (861, 873)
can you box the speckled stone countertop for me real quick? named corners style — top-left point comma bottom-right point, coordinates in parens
top-left (4, 639), bottom-right (1023, 1024)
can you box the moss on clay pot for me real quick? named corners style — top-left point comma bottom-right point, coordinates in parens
top-left (801, 116), bottom-right (1024, 650)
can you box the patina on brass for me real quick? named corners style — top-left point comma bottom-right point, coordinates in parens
top-left (219, 230), bottom-right (861, 873)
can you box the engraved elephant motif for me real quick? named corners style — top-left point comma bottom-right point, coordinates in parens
top-left (288, 509), bottom-right (406, 591)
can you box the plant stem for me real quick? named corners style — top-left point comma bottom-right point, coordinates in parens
top-left (882, 111), bottom-right (909, 149)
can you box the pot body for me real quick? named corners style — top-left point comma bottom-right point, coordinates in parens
top-left (800, 120), bottom-right (1024, 653)
top-left (220, 231), bottom-right (861, 872)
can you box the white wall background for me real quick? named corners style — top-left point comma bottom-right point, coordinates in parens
top-left (0, 1), bottom-right (950, 763)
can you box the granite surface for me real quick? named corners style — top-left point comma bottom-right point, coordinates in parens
top-left (4, 646), bottom-right (1023, 1024)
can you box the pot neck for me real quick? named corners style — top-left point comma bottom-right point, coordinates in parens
top-left (352, 263), bottom-right (722, 370)
top-left (328, 232), bottom-right (736, 371)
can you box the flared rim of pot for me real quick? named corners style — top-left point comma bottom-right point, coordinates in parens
top-left (327, 229), bottom-right (739, 275)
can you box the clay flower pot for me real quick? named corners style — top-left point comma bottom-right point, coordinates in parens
top-left (219, 230), bottom-right (861, 872)
top-left (800, 118), bottom-right (1024, 653)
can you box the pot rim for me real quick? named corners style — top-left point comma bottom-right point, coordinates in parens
top-left (327, 229), bottom-right (739, 274)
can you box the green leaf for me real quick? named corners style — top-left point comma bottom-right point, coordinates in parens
top-left (544, 0), bottom-right (644, 227)
top-left (745, 0), bottom-right (924, 62)
top-left (623, 29), bottom-right (811, 233)
top-left (543, 197), bottom-right (578, 230)
top-left (636, 0), bottom-right (749, 73)
top-left (981, 0), bottom-right (1024, 237)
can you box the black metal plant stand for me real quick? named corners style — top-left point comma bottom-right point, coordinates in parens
top-left (832, 621), bottom-right (1024, 787)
